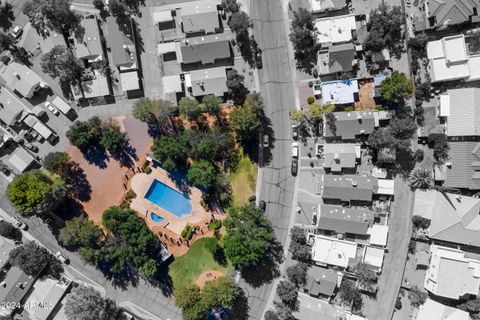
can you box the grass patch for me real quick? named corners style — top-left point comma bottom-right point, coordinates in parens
top-left (228, 155), bottom-right (257, 205)
top-left (169, 237), bottom-right (232, 289)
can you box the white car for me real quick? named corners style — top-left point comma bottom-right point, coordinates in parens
top-left (292, 142), bottom-right (299, 158)
top-left (55, 252), bottom-right (70, 264)
top-left (45, 102), bottom-right (59, 116)
top-left (10, 217), bottom-right (27, 230)
top-left (262, 134), bottom-right (269, 148)
top-left (10, 26), bottom-right (23, 39)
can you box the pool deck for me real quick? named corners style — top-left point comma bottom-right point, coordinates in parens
top-left (130, 169), bottom-right (211, 235)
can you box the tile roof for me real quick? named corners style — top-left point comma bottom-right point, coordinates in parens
top-left (105, 16), bottom-right (136, 68)
top-left (74, 17), bottom-right (103, 62)
top-left (0, 62), bottom-right (42, 98)
top-left (179, 33), bottom-right (231, 65)
top-left (318, 205), bottom-right (374, 235)
top-left (443, 141), bottom-right (480, 190)
top-left (417, 298), bottom-right (469, 320)
top-left (323, 143), bottom-right (357, 172)
top-left (180, 2), bottom-right (219, 34)
top-left (424, 245), bottom-right (480, 299)
top-left (322, 175), bottom-right (378, 202)
top-left (0, 86), bottom-right (26, 125)
top-left (427, 0), bottom-right (480, 27)
top-left (328, 43), bottom-right (355, 73)
top-left (324, 111), bottom-right (375, 140)
top-left (304, 266), bottom-right (338, 297)
top-left (414, 189), bottom-right (480, 246)
top-left (445, 88), bottom-right (480, 136)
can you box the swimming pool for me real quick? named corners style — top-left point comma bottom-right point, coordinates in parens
top-left (150, 212), bottom-right (164, 223)
top-left (144, 180), bottom-right (192, 217)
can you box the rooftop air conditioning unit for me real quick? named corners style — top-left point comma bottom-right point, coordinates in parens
top-left (351, 180), bottom-right (357, 187)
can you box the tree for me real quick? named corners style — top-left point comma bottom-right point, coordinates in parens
top-left (365, 4), bottom-right (404, 56)
top-left (100, 121), bottom-right (126, 154)
top-left (229, 10), bottom-right (251, 34)
top-left (276, 281), bottom-right (298, 308)
top-left (9, 241), bottom-right (63, 278)
top-left (23, 0), bottom-right (81, 40)
top-left (223, 205), bottom-right (275, 268)
top-left (179, 97), bottom-right (204, 122)
top-left (66, 117), bottom-right (103, 149)
top-left (289, 227), bottom-right (311, 261)
top-left (289, 8), bottom-right (318, 73)
top-left (412, 215), bottom-right (431, 230)
top-left (432, 134), bottom-right (449, 164)
top-left (273, 302), bottom-right (295, 320)
top-left (408, 285), bottom-right (427, 307)
top-left (306, 103), bottom-right (334, 121)
top-left (222, 0), bottom-right (240, 13)
top-left (43, 152), bottom-right (71, 175)
top-left (59, 215), bottom-right (102, 248)
top-left (187, 160), bottom-right (218, 188)
top-left (264, 310), bottom-right (280, 320)
top-left (352, 262), bottom-right (377, 291)
top-left (7, 171), bottom-right (69, 215)
top-left (202, 95), bottom-right (222, 117)
top-left (229, 104), bottom-right (262, 144)
top-left (339, 280), bottom-right (363, 312)
top-left (64, 286), bottom-right (116, 320)
top-left (188, 129), bottom-right (233, 162)
top-left (389, 117), bottom-right (417, 140)
top-left (202, 276), bottom-right (238, 310)
top-left (380, 72), bottom-right (415, 105)
top-left (41, 45), bottom-right (84, 88)
top-left (175, 284), bottom-right (207, 320)
top-left (0, 221), bottom-right (22, 242)
top-left (286, 262), bottom-right (309, 287)
top-left (0, 32), bottom-right (12, 52)
top-left (151, 136), bottom-right (189, 170)
top-left (132, 98), bottom-right (178, 130)
top-left (459, 299), bottom-right (480, 313)
top-left (226, 69), bottom-right (249, 105)
top-left (408, 167), bottom-right (433, 190)
top-left (367, 128), bottom-right (396, 150)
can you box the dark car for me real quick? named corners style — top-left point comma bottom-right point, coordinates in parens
top-left (292, 124), bottom-right (298, 140)
top-left (255, 50), bottom-right (263, 69)
top-left (291, 159), bottom-right (298, 176)
top-left (259, 200), bottom-right (266, 212)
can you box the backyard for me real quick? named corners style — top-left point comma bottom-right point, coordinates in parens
top-left (169, 237), bottom-right (233, 289)
top-left (228, 154), bottom-right (257, 205)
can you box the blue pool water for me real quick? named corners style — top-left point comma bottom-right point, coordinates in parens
top-left (150, 212), bottom-right (164, 223)
top-left (144, 180), bottom-right (192, 216)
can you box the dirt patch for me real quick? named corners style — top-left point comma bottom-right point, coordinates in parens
top-left (194, 270), bottom-right (225, 288)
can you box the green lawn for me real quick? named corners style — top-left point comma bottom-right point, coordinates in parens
top-left (169, 237), bottom-right (232, 289)
top-left (228, 155), bottom-right (257, 205)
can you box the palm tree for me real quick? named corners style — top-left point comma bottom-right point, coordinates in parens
top-left (408, 167), bottom-right (433, 190)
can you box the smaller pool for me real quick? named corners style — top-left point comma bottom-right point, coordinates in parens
top-left (150, 212), bottom-right (164, 223)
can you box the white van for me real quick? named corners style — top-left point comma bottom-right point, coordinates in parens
top-left (292, 142), bottom-right (299, 158)
top-left (52, 96), bottom-right (72, 115)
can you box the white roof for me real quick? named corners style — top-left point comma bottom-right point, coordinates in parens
top-left (315, 15), bottom-right (356, 45)
top-left (311, 234), bottom-right (357, 268)
top-left (152, 10), bottom-right (173, 23)
top-left (120, 71), bottom-right (140, 91)
top-left (377, 179), bottom-right (394, 195)
top-left (424, 245), bottom-right (480, 299)
top-left (157, 42), bottom-right (176, 55)
top-left (439, 94), bottom-right (450, 117)
top-left (162, 75), bottom-right (182, 94)
top-left (7, 147), bottom-right (35, 173)
top-left (417, 299), bottom-right (469, 320)
top-left (52, 96), bottom-right (71, 114)
top-left (33, 121), bottom-right (52, 139)
top-left (321, 79), bottom-right (358, 104)
top-left (364, 246), bottom-right (384, 268)
top-left (367, 225), bottom-right (388, 247)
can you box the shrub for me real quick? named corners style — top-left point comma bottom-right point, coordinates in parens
top-left (208, 219), bottom-right (222, 231)
top-left (375, 105), bottom-right (384, 110)
top-left (144, 167), bottom-right (152, 174)
top-left (395, 297), bottom-right (402, 310)
top-left (248, 195), bottom-right (256, 203)
top-left (307, 96), bottom-right (315, 105)
top-left (312, 69), bottom-right (318, 78)
top-left (412, 215), bottom-right (431, 229)
top-left (409, 285), bottom-right (427, 307)
top-left (0, 221), bottom-right (22, 241)
top-left (345, 106), bottom-right (355, 112)
top-left (408, 240), bottom-right (416, 254)
top-left (181, 225), bottom-right (193, 240)
top-left (126, 190), bottom-right (136, 200)
top-left (414, 149), bottom-right (424, 162)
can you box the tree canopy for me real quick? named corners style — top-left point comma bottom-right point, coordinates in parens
top-left (7, 171), bottom-right (69, 215)
top-left (286, 262), bottom-right (309, 287)
top-left (288, 226), bottom-right (311, 261)
top-left (229, 103), bottom-right (262, 144)
top-left (202, 95), bottom-right (222, 117)
top-left (223, 205), bottom-right (275, 268)
top-left (41, 45), bottom-right (84, 88)
top-left (365, 4), bottom-right (404, 57)
top-left (9, 241), bottom-right (63, 278)
top-left (339, 280), bottom-right (363, 312)
top-left (66, 117), bottom-right (102, 149)
top-left (64, 285), bottom-right (117, 320)
top-left (432, 134), bottom-right (450, 164)
top-left (289, 8), bottom-right (318, 73)
top-left (151, 135), bottom-right (189, 170)
top-left (408, 167), bottom-right (433, 190)
top-left (276, 280), bottom-right (298, 308)
top-left (132, 98), bottom-right (178, 130)
top-left (59, 215), bottom-right (103, 248)
top-left (226, 69), bottom-right (249, 105)
top-left (187, 160), bottom-right (218, 188)
top-left (100, 121), bottom-right (126, 154)
top-left (380, 72), bottom-right (415, 105)
top-left (0, 221), bottom-right (22, 242)
top-left (179, 97), bottom-right (204, 122)
top-left (43, 151), bottom-right (71, 176)
top-left (229, 10), bottom-right (251, 34)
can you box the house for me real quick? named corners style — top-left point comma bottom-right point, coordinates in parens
top-left (309, 234), bottom-right (358, 268)
top-left (424, 0), bottom-right (480, 29)
top-left (320, 79), bottom-right (358, 105)
top-left (417, 298), bottom-right (469, 320)
top-left (324, 110), bottom-right (376, 141)
top-left (424, 245), bottom-right (480, 300)
top-left (438, 88), bottom-right (480, 137)
top-left (435, 141), bottom-right (480, 190)
top-left (315, 14), bottom-right (356, 47)
top-left (186, 67), bottom-right (228, 97)
top-left (327, 43), bottom-right (356, 74)
top-left (7, 147), bottom-right (36, 173)
top-left (0, 62), bottom-right (45, 98)
top-left (318, 205), bottom-right (375, 236)
top-left (363, 246), bottom-right (385, 272)
top-left (177, 33), bottom-right (232, 66)
top-left (367, 225), bottom-right (389, 247)
top-left (74, 16), bottom-right (103, 63)
top-left (426, 34), bottom-right (480, 83)
top-left (180, 1), bottom-right (220, 35)
top-left (310, 0), bottom-right (346, 13)
top-left (413, 189), bottom-right (480, 247)
top-left (303, 266), bottom-right (339, 299)
top-left (323, 143), bottom-right (360, 173)
top-left (322, 175), bottom-right (378, 204)
top-left (77, 70), bottom-right (111, 99)
top-left (32, 277), bottom-right (72, 320)
top-left (0, 86), bottom-right (27, 126)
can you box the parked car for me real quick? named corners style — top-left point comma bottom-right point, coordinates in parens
top-left (291, 159), bottom-right (298, 176)
top-left (255, 50), bottom-right (263, 69)
top-left (55, 251), bottom-right (70, 264)
top-left (44, 101), bottom-right (59, 116)
top-left (263, 134), bottom-right (269, 148)
top-left (23, 142), bottom-right (38, 152)
top-left (10, 26), bottom-right (23, 39)
top-left (292, 142), bottom-right (299, 158)
top-left (292, 124), bottom-right (298, 140)
top-left (10, 217), bottom-right (27, 230)
top-left (259, 200), bottom-right (266, 212)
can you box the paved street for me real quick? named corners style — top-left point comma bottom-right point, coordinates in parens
top-left (242, 0), bottom-right (297, 318)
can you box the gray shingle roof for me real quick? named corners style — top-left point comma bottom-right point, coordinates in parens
top-left (180, 33), bottom-right (231, 65)
top-left (328, 43), bottom-right (355, 73)
top-left (318, 204), bottom-right (374, 235)
top-left (304, 266), bottom-right (337, 297)
top-left (322, 175), bottom-right (378, 202)
top-left (325, 111), bottom-right (376, 140)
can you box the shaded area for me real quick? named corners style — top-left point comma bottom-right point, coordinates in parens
top-left (240, 240), bottom-right (283, 288)
top-left (65, 163), bottom-right (92, 202)
top-left (227, 288), bottom-right (250, 320)
top-left (0, 3), bottom-right (14, 32)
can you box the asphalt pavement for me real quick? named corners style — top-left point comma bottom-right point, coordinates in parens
top-left (241, 0), bottom-right (297, 318)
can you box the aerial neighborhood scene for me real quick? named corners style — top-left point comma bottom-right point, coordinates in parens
top-left (1, 0), bottom-right (480, 319)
